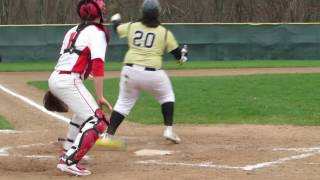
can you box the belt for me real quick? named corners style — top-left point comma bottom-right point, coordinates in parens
top-left (58, 71), bottom-right (72, 74)
top-left (63, 48), bottom-right (82, 55)
top-left (58, 71), bottom-right (82, 79)
top-left (125, 63), bottom-right (158, 71)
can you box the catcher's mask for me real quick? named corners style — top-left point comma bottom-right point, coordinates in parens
top-left (77, 0), bottom-right (105, 22)
top-left (142, 0), bottom-right (161, 19)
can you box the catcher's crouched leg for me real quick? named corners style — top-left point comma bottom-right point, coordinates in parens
top-left (64, 109), bottom-right (108, 165)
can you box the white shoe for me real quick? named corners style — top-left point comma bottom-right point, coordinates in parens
top-left (57, 158), bottom-right (91, 176)
top-left (163, 127), bottom-right (181, 144)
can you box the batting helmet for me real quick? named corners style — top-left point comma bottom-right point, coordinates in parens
top-left (142, 0), bottom-right (161, 19)
top-left (77, 0), bottom-right (105, 22)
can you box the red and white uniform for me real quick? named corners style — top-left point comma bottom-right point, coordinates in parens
top-left (55, 25), bottom-right (108, 77)
top-left (48, 24), bottom-right (109, 150)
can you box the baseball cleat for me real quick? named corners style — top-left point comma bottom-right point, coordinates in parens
top-left (163, 128), bottom-right (181, 144)
top-left (95, 134), bottom-right (127, 150)
top-left (57, 158), bottom-right (91, 176)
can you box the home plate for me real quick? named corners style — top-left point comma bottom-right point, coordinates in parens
top-left (135, 149), bottom-right (175, 156)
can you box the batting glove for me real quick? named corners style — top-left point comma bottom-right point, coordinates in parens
top-left (111, 13), bottom-right (121, 22)
top-left (178, 45), bottom-right (188, 64)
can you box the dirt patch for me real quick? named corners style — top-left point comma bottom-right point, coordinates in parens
top-left (1, 68), bottom-right (320, 180)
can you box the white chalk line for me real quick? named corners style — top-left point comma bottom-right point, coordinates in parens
top-left (0, 153), bottom-right (56, 159)
top-left (0, 129), bottom-right (50, 134)
top-left (0, 129), bottom-right (16, 133)
top-left (306, 162), bottom-right (320, 165)
top-left (0, 142), bottom-right (54, 157)
top-left (0, 154), bottom-right (56, 159)
top-left (0, 153), bottom-right (90, 160)
top-left (0, 142), bottom-right (92, 160)
top-left (272, 146), bottom-right (320, 153)
top-left (137, 147), bottom-right (320, 171)
top-left (1, 154), bottom-right (90, 160)
top-left (0, 147), bottom-right (9, 156)
top-left (0, 142), bottom-right (54, 152)
top-left (137, 160), bottom-right (243, 170)
top-left (0, 84), bottom-right (70, 123)
top-left (242, 151), bottom-right (320, 171)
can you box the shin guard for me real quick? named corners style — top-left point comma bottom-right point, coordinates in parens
top-left (64, 109), bottom-right (109, 165)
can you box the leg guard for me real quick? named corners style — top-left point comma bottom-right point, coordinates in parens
top-left (64, 109), bottom-right (108, 165)
top-left (63, 119), bottom-right (81, 151)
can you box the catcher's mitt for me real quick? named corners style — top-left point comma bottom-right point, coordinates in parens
top-left (43, 91), bottom-right (69, 112)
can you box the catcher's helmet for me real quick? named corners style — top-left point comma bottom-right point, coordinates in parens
top-left (142, 0), bottom-right (161, 19)
top-left (77, 0), bottom-right (105, 22)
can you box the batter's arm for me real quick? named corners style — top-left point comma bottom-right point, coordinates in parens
top-left (170, 45), bottom-right (188, 64)
top-left (112, 21), bottom-right (120, 33)
top-left (111, 13), bottom-right (121, 34)
top-left (166, 30), bottom-right (188, 63)
top-left (170, 48), bottom-right (183, 60)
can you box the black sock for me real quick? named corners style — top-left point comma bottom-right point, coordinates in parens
top-left (161, 102), bottom-right (174, 126)
top-left (107, 111), bottom-right (125, 135)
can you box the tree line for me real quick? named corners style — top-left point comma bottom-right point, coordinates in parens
top-left (0, 0), bottom-right (319, 24)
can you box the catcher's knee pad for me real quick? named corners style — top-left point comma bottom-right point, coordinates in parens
top-left (65, 109), bottom-right (109, 165)
top-left (94, 108), bottom-right (109, 133)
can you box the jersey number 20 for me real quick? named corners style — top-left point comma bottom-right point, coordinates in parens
top-left (133, 31), bottom-right (156, 48)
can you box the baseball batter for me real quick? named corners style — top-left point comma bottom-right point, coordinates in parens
top-left (48, 0), bottom-right (112, 176)
top-left (96, 0), bottom-right (188, 146)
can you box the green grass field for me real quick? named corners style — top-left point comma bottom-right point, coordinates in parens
top-left (28, 73), bottom-right (320, 126)
top-left (2, 60), bottom-right (320, 72)
top-left (0, 115), bottom-right (13, 129)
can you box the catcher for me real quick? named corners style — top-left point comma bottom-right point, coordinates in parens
top-left (45, 0), bottom-right (112, 176)
top-left (96, 0), bottom-right (188, 146)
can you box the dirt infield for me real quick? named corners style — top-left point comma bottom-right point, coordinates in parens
top-left (1, 68), bottom-right (320, 180)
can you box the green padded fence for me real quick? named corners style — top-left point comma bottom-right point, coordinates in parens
top-left (0, 23), bottom-right (319, 62)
